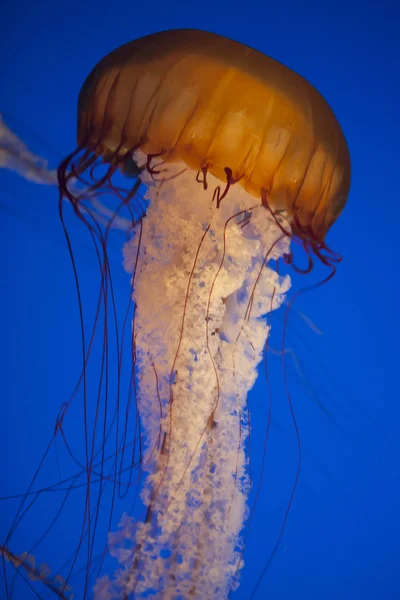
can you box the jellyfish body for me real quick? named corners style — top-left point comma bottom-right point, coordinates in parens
top-left (2, 30), bottom-right (350, 600)
top-left (77, 29), bottom-right (350, 244)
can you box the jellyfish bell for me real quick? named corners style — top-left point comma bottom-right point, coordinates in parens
top-left (2, 30), bottom-right (350, 600)
top-left (75, 29), bottom-right (350, 245)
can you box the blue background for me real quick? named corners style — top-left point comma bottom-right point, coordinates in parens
top-left (1, 1), bottom-right (399, 598)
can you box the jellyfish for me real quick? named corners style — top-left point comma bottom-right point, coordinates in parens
top-left (1, 29), bottom-right (350, 599)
